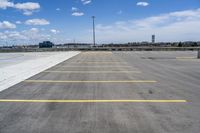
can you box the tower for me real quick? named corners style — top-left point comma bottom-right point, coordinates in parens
top-left (152, 35), bottom-right (155, 43)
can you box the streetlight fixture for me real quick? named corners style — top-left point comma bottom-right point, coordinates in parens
top-left (92, 16), bottom-right (96, 47)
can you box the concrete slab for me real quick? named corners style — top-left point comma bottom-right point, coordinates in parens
top-left (0, 51), bottom-right (199, 133)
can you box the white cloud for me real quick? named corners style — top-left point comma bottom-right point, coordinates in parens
top-left (22, 28), bottom-right (50, 41)
top-left (2, 31), bottom-right (25, 41)
top-left (0, 26), bottom-right (67, 46)
top-left (0, 32), bottom-right (7, 39)
top-left (3, 31), bottom-right (27, 40)
top-left (81, 0), bottom-right (92, 5)
top-left (0, 0), bottom-right (40, 15)
top-left (14, 2), bottom-right (40, 10)
top-left (72, 7), bottom-right (78, 11)
top-left (136, 2), bottom-right (149, 7)
top-left (14, 2), bottom-right (40, 15)
top-left (82, 8), bottom-right (200, 43)
top-left (71, 7), bottom-right (84, 16)
top-left (29, 28), bottom-right (39, 33)
top-left (16, 21), bottom-right (22, 24)
top-left (0, 21), bottom-right (16, 29)
top-left (25, 19), bottom-right (50, 25)
top-left (22, 11), bottom-right (33, 16)
top-left (0, 28), bottom-right (51, 44)
top-left (0, 0), bottom-right (14, 9)
top-left (50, 29), bottom-right (60, 34)
top-left (72, 12), bottom-right (84, 16)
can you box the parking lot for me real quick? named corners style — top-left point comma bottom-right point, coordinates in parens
top-left (0, 51), bottom-right (200, 133)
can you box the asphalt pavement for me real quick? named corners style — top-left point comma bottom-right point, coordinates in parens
top-left (0, 51), bottom-right (200, 133)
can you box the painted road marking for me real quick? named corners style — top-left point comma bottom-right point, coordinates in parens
top-left (43, 71), bottom-right (142, 73)
top-left (55, 66), bottom-right (133, 68)
top-left (82, 52), bottom-right (112, 54)
top-left (75, 61), bottom-right (120, 62)
top-left (176, 58), bottom-right (200, 61)
top-left (69, 62), bottom-right (127, 64)
top-left (69, 61), bottom-right (123, 63)
top-left (176, 57), bottom-right (196, 59)
top-left (0, 99), bottom-right (187, 103)
top-left (24, 80), bottom-right (157, 83)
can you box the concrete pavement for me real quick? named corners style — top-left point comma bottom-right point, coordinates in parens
top-left (0, 51), bottom-right (199, 133)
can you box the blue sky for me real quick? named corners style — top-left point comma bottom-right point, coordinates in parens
top-left (0, 0), bottom-right (200, 45)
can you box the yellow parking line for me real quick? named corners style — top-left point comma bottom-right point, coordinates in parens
top-left (55, 66), bottom-right (133, 68)
top-left (0, 99), bottom-right (187, 103)
top-left (82, 54), bottom-right (112, 55)
top-left (77, 61), bottom-right (120, 62)
top-left (72, 61), bottom-right (120, 63)
top-left (177, 59), bottom-right (199, 61)
top-left (82, 52), bottom-right (112, 54)
top-left (24, 80), bottom-right (157, 83)
top-left (70, 62), bottom-right (127, 64)
top-left (43, 71), bottom-right (141, 73)
top-left (176, 57), bottom-right (196, 59)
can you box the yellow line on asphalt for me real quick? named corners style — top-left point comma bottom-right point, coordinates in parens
top-left (43, 71), bottom-right (142, 73)
top-left (24, 80), bottom-right (157, 83)
top-left (176, 57), bottom-right (196, 59)
top-left (82, 52), bottom-right (112, 54)
top-left (82, 53), bottom-right (112, 55)
top-left (70, 62), bottom-right (127, 64)
top-left (70, 62), bottom-right (123, 63)
top-left (55, 66), bottom-right (133, 68)
top-left (177, 59), bottom-right (199, 61)
top-left (0, 99), bottom-right (187, 103)
top-left (77, 61), bottom-right (120, 62)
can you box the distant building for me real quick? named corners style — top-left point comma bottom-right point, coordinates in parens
top-left (152, 35), bottom-right (155, 43)
top-left (39, 41), bottom-right (54, 48)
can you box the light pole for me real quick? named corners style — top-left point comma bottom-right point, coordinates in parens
top-left (92, 16), bottom-right (96, 47)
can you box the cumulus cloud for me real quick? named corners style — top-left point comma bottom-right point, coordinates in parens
top-left (72, 12), bottom-right (84, 16)
top-left (81, 0), bottom-right (92, 5)
top-left (50, 29), bottom-right (60, 34)
top-left (14, 2), bottom-right (40, 15)
top-left (0, 0), bottom-right (14, 9)
top-left (83, 8), bottom-right (200, 43)
top-left (5, 31), bottom-right (27, 40)
top-left (14, 2), bottom-right (40, 10)
top-left (0, 28), bottom-right (52, 45)
top-left (25, 19), bottom-right (50, 25)
top-left (22, 28), bottom-right (49, 41)
top-left (136, 2), bottom-right (149, 7)
top-left (0, 0), bottom-right (40, 15)
top-left (0, 21), bottom-right (16, 29)
top-left (71, 7), bottom-right (84, 16)
top-left (0, 32), bottom-right (7, 39)
top-left (29, 28), bottom-right (39, 33)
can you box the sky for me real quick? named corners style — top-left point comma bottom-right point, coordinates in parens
top-left (0, 0), bottom-right (200, 45)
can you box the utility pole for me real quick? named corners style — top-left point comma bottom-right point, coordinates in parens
top-left (92, 16), bottom-right (96, 47)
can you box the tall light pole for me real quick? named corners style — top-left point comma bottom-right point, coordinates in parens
top-left (92, 16), bottom-right (96, 47)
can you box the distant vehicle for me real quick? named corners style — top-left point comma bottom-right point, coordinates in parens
top-left (39, 41), bottom-right (54, 48)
